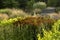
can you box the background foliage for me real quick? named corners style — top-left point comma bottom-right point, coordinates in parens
top-left (0, 0), bottom-right (60, 9)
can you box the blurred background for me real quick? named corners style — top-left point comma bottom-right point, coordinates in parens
top-left (0, 0), bottom-right (60, 20)
top-left (0, 0), bottom-right (60, 40)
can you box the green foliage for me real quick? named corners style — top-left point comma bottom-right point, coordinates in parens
top-left (0, 17), bottom-right (60, 40)
top-left (26, 0), bottom-right (35, 10)
top-left (47, 0), bottom-right (58, 7)
top-left (0, 0), bottom-right (60, 9)
top-left (33, 2), bottom-right (46, 10)
top-left (33, 2), bottom-right (46, 15)
top-left (0, 9), bottom-right (11, 15)
top-left (52, 20), bottom-right (60, 32)
top-left (0, 17), bottom-right (38, 40)
top-left (0, 0), bottom-right (19, 8)
top-left (37, 31), bottom-right (60, 40)
top-left (55, 7), bottom-right (60, 13)
top-left (57, 0), bottom-right (60, 6)
top-left (37, 19), bottom-right (60, 40)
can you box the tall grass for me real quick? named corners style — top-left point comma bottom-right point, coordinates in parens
top-left (0, 8), bottom-right (31, 20)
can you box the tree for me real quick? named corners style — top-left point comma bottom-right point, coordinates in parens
top-left (33, 2), bottom-right (46, 10)
top-left (56, 0), bottom-right (60, 7)
top-left (0, 0), bottom-right (19, 8)
top-left (33, 2), bottom-right (46, 15)
top-left (0, 0), bottom-right (5, 8)
top-left (26, 0), bottom-right (35, 11)
top-left (47, 0), bottom-right (58, 7)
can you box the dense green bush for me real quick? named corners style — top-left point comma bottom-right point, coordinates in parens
top-left (37, 19), bottom-right (60, 40)
top-left (37, 31), bottom-right (60, 40)
top-left (0, 17), bottom-right (60, 40)
top-left (1, 17), bottom-right (60, 40)
top-left (52, 20), bottom-right (60, 32)
top-left (0, 17), bottom-right (56, 40)
top-left (33, 2), bottom-right (46, 10)
top-left (0, 17), bottom-right (38, 40)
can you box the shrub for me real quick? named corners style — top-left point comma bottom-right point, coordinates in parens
top-left (37, 19), bottom-right (60, 40)
top-left (52, 20), bottom-right (60, 32)
top-left (33, 2), bottom-right (46, 15)
top-left (0, 16), bottom-right (56, 40)
top-left (33, 2), bottom-right (46, 10)
top-left (0, 17), bottom-right (38, 40)
top-left (37, 31), bottom-right (60, 40)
